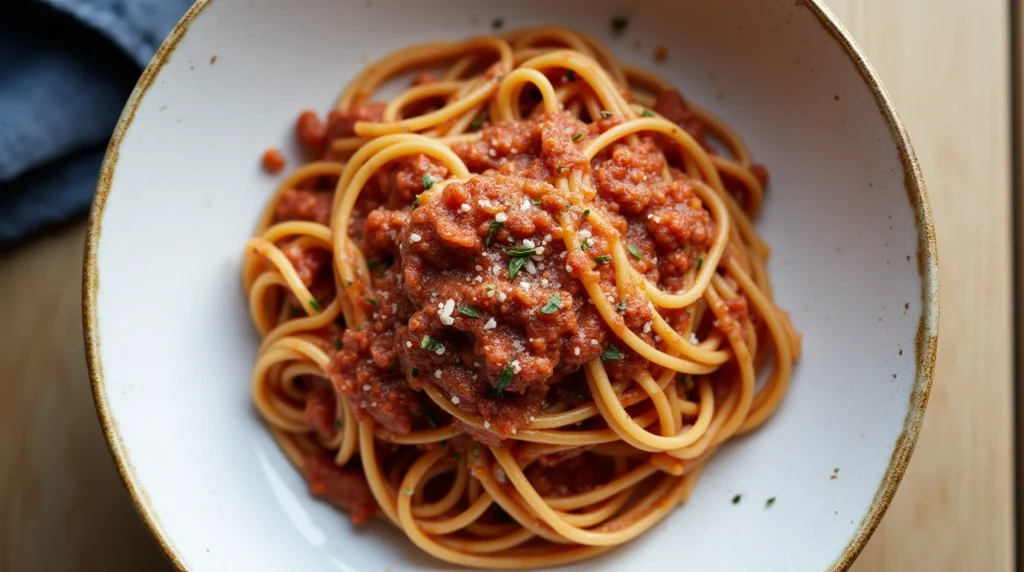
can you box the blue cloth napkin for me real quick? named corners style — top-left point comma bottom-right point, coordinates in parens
top-left (0, 0), bottom-right (192, 244)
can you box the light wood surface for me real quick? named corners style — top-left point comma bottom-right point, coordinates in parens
top-left (0, 0), bottom-right (1012, 569)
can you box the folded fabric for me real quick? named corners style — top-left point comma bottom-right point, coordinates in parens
top-left (0, 0), bottom-right (192, 244)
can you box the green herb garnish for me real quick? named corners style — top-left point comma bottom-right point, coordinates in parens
top-left (677, 373), bottom-right (694, 391)
top-left (470, 112), bottom-right (490, 132)
top-left (600, 110), bottom-right (613, 119)
top-left (491, 18), bottom-right (504, 29)
top-left (565, 70), bottom-right (576, 82)
top-left (530, 198), bottom-right (542, 205)
top-left (593, 255), bottom-right (611, 264)
top-left (574, 389), bottom-right (591, 401)
top-left (489, 363), bottom-right (515, 397)
top-left (732, 494), bottom-right (742, 505)
top-left (458, 306), bottom-right (480, 318)
top-left (616, 300), bottom-right (626, 312)
top-left (627, 245), bottom-right (644, 260)
top-left (508, 245), bottom-right (537, 257)
top-left (334, 339), bottom-right (343, 350)
top-left (334, 418), bottom-right (343, 428)
top-left (540, 294), bottom-right (562, 315)
top-left (556, 165), bottom-right (567, 174)
top-left (580, 239), bottom-right (589, 251)
top-left (641, 108), bottom-right (655, 117)
top-left (601, 344), bottom-right (624, 361)
top-left (411, 367), bottom-right (419, 377)
top-left (422, 174), bottom-right (436, 190)
top-left (365, 297), bottom-right (378, 306)
top-left (509, 257), bottom-right (527, 278)
top-left (485, 219), bottom-right (504, 245)
top-left (582, 209), bottom-right (590, 218)
top-left (420, 336), bottom-right (444, 353)
top-left (696, 256), bottom-right (704, 270)
top-left (309, 299), bottom-right (322, 312)
top-left (485, 284), bottom-right (495, 292)
top-left (766, 497), bottom-right (776, 508)
top-left (572, 132), bottom-right (584, 142)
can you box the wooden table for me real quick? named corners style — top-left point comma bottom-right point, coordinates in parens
top-left (0, 0), bottom-right (1012, 569)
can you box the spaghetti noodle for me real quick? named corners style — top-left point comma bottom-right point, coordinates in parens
top-left (243, 27), bottom-right (801, 569)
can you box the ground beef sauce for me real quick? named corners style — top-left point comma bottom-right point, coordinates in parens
top-left (281, 101), bottom-right (735, 517)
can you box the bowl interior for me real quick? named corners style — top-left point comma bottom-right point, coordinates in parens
top-left (89, 0), bottom-right (933, 570)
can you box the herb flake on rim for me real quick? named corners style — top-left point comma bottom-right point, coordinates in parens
top-left (610, 15), bottom-right (630, 34)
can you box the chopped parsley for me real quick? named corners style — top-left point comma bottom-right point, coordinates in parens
top-left (422, 174), bottom-right (436, 190)
top-left (582, 209), bottom-right (590, 218)
top-left (601, 344), bottom-right (624, 361)
top-left (402, 488), bottom-right (413, 496)
top-left (610, 15), bottom-right (630, 34)
top-left (509, 257), bottom-right (528, 278)
top-left (458, 305), bottom-right (480, 318)
top-left (426, 409), bottom-right (438, 428)
top-left (334, 418), bottom-right (343, 428)
top-left (641, 108), bottom-right (655, 117)
top-left (686, 308), bottom-right (693, 317)
top-left (766, 497), bottom-right (776, 508)
top-left (600, 110), bottom-right (613, 119)
top-left (677, 373), bottom-right (694, 391)
top-left (365, 297), bottom-right (378, 306)
top-left (485, 284), bottom-right (495, 292)
top-left (309, 299), bottom-right (322, 312)
top-left (593, 255), bottom-right (611, 265)
top-left (616, 300), bottom-right (627, 312)
top-left (334, 339), bottom-right (343, 350)
top-left (627, 244), bottom-right (643, 260)
top-left (580, 239), bottom-right (589, 251)
top-left (696, 256), bottom-right (704, 270)
top-left (470, 112), bottom-right (490, 131)
top-left (420, 336), bottom-right (444, 353)
top-left (507, 245), bottom-right (536, 278)
top-left (572, 131), bottom-right (584, 142)
top-left (556, 165), bottom-right (567, 174)
top-left (491, 17), bottom-right (504, 29)
top-left (530, 198), bottom-right (542, 205)
top-left (564, 69), bottom-right (576, 82)
top-left (507, 245), bottom-right (537, 257)
top-left (489, 363), bottom-right (514, 398)
top-left (539, 294), bottom-right (562, 315)
top-left (485, 219), bottom-right (504, 245)
top-left (732, 494), bottom-right (742, 505)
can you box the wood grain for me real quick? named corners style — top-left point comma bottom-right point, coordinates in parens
top-left (0, 0), bottom-right (1011, 569)
top-left (825, 0), bottom-right (1015, 570)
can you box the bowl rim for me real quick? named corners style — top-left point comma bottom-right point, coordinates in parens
top-left (81, 1), bottom-right (939, 569)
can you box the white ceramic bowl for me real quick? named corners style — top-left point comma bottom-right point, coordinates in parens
top-left (84, 0), bottom-right (938, 570)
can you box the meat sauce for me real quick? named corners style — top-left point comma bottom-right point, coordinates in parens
top-left (276, 91), bottom-right (748, 515)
